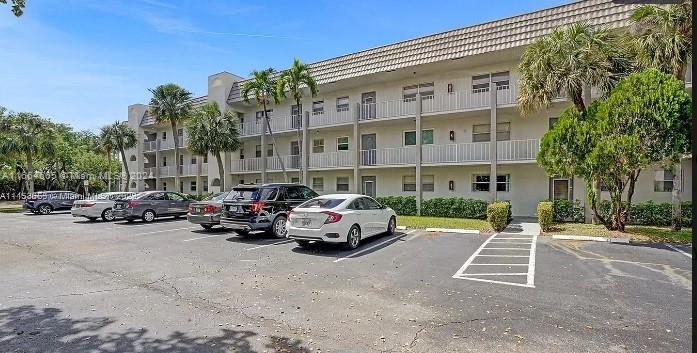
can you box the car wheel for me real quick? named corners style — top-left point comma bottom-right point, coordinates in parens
top-left (142, 209), bottom-right (156, 223)
top-left (234, 230), bottom-right (249, 237)
top-left (126, 219), bottom-right (134, 223)
top-left (101, 208), bottom-right (115, 222)
top-left (87, 217), bottom-right (98, 222)
top-left (38, 204), bottom-right (53, 215)
top-left (343, 225), bottom-right (361, 250)
top-left (201, 224), bottom-right (213, 230)
top-left (387, 216), bottom-right (396, 235)
top-left (271, 215), bottom-right (288, 238)
top-left (295, 240), bottom-right (312, 248)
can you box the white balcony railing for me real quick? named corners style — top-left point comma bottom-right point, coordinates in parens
top-left (229, 155), bottom-right (301, 173)
top-left (156, 163), bottom-right (208, 177)
top-left (308, 108), bottom-right (353, 128)
top-left (422, 142), bottom-right (490, 164)
top-left (144, 167), bottom-right (156, 178)
top-left (143, 140), bottom-right (158, 152)
top-left (497, 139), bottom-right (539, 161)
top-left (159, 136), bottom-right (185, 150)
top-left (309, 151), bottom-right (354, 169)
top-left (360, 147), bottom-right (416, 166)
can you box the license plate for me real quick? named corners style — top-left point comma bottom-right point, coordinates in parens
top-left (115, 204), bottom-right (122, 209)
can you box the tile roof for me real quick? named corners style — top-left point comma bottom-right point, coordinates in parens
top-left (228, 0), bottom-right (637, 103)
top-left (140, 95), bottom-right (208, 126)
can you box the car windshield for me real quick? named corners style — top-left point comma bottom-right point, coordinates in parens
top-left (298, 198), bottom-right (346, 209)
top-left (203, 192), bottom-right (229, 202)
top-left (226, 188), bottom-right (258, 201)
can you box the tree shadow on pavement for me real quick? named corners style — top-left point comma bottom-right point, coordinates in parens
top-left (1, 305), bottom-right (312, 353)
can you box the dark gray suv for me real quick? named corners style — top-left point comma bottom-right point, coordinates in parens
top-left (112, 191), bottom-right (191, 223)
top-left (220, 183), bottom-right (318, 237)
top-left (24, 191), bottom-right (82, 215)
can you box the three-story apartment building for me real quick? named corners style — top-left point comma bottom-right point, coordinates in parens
top-left (125, 0), bottom-right (692, 218)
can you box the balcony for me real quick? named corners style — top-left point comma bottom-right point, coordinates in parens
top-left (309, 151), bottom-right (354, 169)
top-left (230, 155), bottom-right (301, 173)
top-left (143, 140), bottom-right (158, 152)
top-left (159, 136), bottom-right (185, 150)
top-left (238, 108), bottom-right (355, 137)
top-left (157, 163), bottom-right (209, 177)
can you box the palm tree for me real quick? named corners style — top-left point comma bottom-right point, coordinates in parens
top-left (0, 112), bottom-right (55, 194)
top-left (148, 83), bottom-right (192, 192)
top-left (99, 124), bottom-right (116, 192)
top-left (241, 68), bottom-right (288, 182)
top-left (276, 58), bottom-right (318, 182)
top-left (108, 121), bottom-right (137, 192)
top-left (186, 102), bottom-right (241, 192)
top-left (518, 22), bottom-right (633, 115)
top-left (632, 0), bottom-right (692, 231)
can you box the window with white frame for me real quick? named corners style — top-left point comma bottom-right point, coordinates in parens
top-left (402, 82), bottom-right (434, 101)
top-left (337, 137), bottom-right (349, 151)
top-left (402, 176), bottom-right (416, 192)
top-left (191, 156), bottom-right (197, 164)
top-left (312, 177), bottom-right (324, 192)
top-left (162, 131), bottom-right (167, 140)
top-left (312, 101), bottom-right (324, 115)
top-left (190, 181), bottom-right (197, 192)
top-left (163, 182), bottom-right (167, 190)
top-left (256, 109), bottom-right (272, 123)
top-left (255, 145), bottom-right (261, 158)
top-left (162, 156), bottom-right (167, 166)
top-left (404, 129), bottom-right (434, 146)
top-left (312, 138), bottom-right (325, 153)
top-left (471, 71), bottom-right (510, 92)
top-left (239, 148), bottom-right (245, 160)
top-left (336, 97), bottom-right (349, 112)
top-left (267, 144), bottom-right (273, 157)
top-left (203, 180), bottom-right (208, 192)
top-left (336, 177), bottom-right (349, 192)
top-left (654, 169), bottom-right (674, 192)
top-left (291, 104), bottom-right (301, 117)
top-left (472, 122), bottom-right (510, 142)
top-left (472, 174), bottom-right (510, 192)
top-left (402, 175), bottom-right (434, 192)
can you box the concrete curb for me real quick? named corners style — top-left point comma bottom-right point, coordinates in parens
top-left (552, 234), bottom-right (630, 244)
top-left (424, 227), bottom-right (480, 234)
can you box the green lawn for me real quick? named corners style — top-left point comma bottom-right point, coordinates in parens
top-left (0, 206), bottom-right (25, 213)
top-left (546, 223), bottom-right (692, 244)
top-left (397, 215), bottom-right (492, 233)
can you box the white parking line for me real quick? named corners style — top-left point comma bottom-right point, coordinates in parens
top-left (333, 230), bottom-right (415, 263)
top-left (453, 232), bottom-right (538, 288)
top-left (666, 244), bottom-right (693, 259)
top-left (132, 227), bottom-right (197, 236)
top-left (245, 239), bottom-right (294, 251)
top-left (182, 233), bottom-right (230, 242)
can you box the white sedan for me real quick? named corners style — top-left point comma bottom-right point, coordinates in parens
top-left (71, 192), bottom-right (136, 221)
top-left (286, 194), bottom-right (397, 250)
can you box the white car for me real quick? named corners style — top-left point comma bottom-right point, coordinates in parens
top-left (71, 192), bottom-right (136, 221)
top-left (286, 194), bottom-right (397, 250)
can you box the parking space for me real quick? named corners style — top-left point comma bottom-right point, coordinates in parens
top-left (0, 212), bottom-right (692, 352)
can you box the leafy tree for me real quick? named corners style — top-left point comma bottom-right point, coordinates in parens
top-left (241, 68), bottom-right (288, 182)
top-left (185, 102), bottom-right (241, 192)
top-left (276, 59), bottom-right (318, 181)
top-left (0, 112), bottom-right (56, 194)
top-left (1, 0), bottom-right (25, 16)
top-left (631, 0), bottom-right (692, 230)
top-left (107, 121), bottom-right (137, 192)
top-left (518, 22), bottom-right (633, 115)
top-left (148, 83), bottom-right (192, 192)
top-left (537, 69), bottom-right (691, 231)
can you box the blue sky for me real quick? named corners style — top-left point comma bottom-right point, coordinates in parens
top-left (0, 0), bottom-right (568, 131)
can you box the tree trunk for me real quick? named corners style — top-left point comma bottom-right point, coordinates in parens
top-left (171, 120), bottom-right (181, 193)
top-left (571, 89), bottom-right (586, 113)
top-left (107, 149), bottom-right (112, 192)
top-left (591, 179), bottom-right (601, 224)
top-left (296, 98), bottom-right (303, 183)
top-left (263, 108), bottom-right (288, 182)
top-left (622, 169), bottom-right (640, 229)
top-left (26, 150), bottom-right (34, 194)
top-left (671, 162), bottom-right (682, 231)
top-left (215, 152), bottom-right (225, 192)
top-left (120, 148), bottom-right (130, 192)
top-left (196, 154), bottom-right (202, 196)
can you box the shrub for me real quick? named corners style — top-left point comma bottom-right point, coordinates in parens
top-left (598, 200), bottom-right (692, 227)
top-left (375, 196), bottom-right (417, 216)
top-left (537, 201), bottom-right (553, 231)
top-left (422, 197), bottom-right (488, 219)
top-left (487, 201), bottom-right (510, 232)
top-left (551, 199), bottom-right (585, 223)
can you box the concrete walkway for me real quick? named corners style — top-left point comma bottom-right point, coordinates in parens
top-left (503, 218), bottom-right (541, 235)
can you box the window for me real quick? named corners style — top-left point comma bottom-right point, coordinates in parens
top-left (239, 148), bottom-right (245, 160)
top-left (472, 174), bottom-right (510, 192)
top-left (162, 182), bottom-right (167, 190)
top-left (654, 170), bottom-right (674, 192)
top-left (312, 101), bottom-right (324, 115)
top-left (336, 97), bottom-right (349, 112)
top-left (337, 137), bottom-right (349, 151)
top-left (238, 113), bottom-right (244, 125)
top-left (291, 104), bottom-right (301, 117)
top-left (312, 177), bottom-right (324, 192)
top-left (203, 181), bottom-right (209, 192)
top-left (267, 144), bottom-right (273, 157)
top-left (472, 123), bottom-right (510, 142)
top-left (256, 110), bottom-right (272, 123)
top-left (255, 145), bottom-right (262, 158)
top-left (312, 139), bottom-right (325, 153)
top-left (402, 82), bottom-right (434, 101)
top-left (162, 131), bottom-right (167, 140)
top-left (162, 156), bottom-right (167, 166)
top-left (291, 177), bottom-right (300, 184)
top-left (190, 181), bottom-right (197, 192)
top-left (191, 156), bottom-right (197, 164)
top-left (472, 71), bottom-right (510, 92)
top-left (129, 155), bottom-right (137, 162)
top-left (362, 197), bottom-right (382, 210)
top-left (404, 129), bottom-right (434, 146)
top-left (203, 154), bottom-right (208, 163)
top-left (402, 175), bottom-right (434, 192)
top-left (177, 128), bottom-right (183, 137)
top-left (336, 177), bottom-right (350, 192)
top-left (552, 178), bottom-right (570, 200)
top-left (147, 192), bottom-right (167, 200)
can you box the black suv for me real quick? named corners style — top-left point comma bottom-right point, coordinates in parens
top-left (220, 183), bottom-right (319, 237)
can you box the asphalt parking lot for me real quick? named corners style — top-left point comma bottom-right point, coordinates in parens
top-left (0, 212), bottom-right (692, 353)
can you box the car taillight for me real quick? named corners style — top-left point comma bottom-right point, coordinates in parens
top-left (287, 210), bottom-right (294, 220)
top-left (188, 204), bottom-right (193, 212)
top-left (81, 202), bottom-right (95, 208)
top-left (127, 200), bottom-right (138, 209)
top-left (323, 211), bottom-right (342, 224)
top-left (251, 201), bottom-right (264, 213)
top-left (203, 205), bottom-right (217, 213)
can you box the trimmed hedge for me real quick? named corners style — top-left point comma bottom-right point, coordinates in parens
top-left (551, 199), bottom-right (585, 223)
top-left (487, 201), bottom-right (510, 232)
top-left (537, 201), bottom-right (553, 231)
top-left (375, 196), bottom-right (488, 219)
top-left (598, 200), bottom-right (692, 227)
